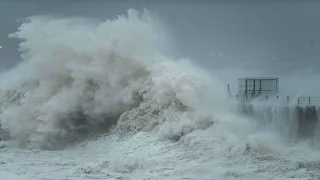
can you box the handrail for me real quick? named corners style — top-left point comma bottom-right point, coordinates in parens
top-left (231, 94), bottom-right (320, 107)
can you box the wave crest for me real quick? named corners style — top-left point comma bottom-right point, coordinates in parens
top-left (0, 9), bottom-right (227, 149)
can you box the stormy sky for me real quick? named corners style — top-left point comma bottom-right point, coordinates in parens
top-left (0, 0), bottom-right (320, 96)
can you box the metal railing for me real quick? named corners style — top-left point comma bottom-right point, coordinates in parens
top-left (231, 95), bottom-right (320, 107)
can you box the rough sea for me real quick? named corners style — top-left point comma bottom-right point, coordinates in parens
top-left (0, 9), bottom-right (320, 180)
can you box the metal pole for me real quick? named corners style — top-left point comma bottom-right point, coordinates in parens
top-left (252, 80), bottom-right (256, 98)
top-left (227, 84), bottom-right (232, 99)
top-left (244, 78), bottom-right (248, 101)
top-left (259, 80), bottom-right (262, 96)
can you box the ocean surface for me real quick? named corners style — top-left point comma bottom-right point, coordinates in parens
top-left (0, 9), bottom-right (320, 180)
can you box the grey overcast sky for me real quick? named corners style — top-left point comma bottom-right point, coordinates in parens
top-left (1, 0), bottom-right (320, 95)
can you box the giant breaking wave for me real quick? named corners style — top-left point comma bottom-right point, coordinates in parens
top-left (0, 9), bottom-right (228, 149)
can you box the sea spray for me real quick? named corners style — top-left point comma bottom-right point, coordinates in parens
top-left (0, 9), bottom-right (227, 149)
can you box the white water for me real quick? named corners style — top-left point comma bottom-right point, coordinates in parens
top-left (0, 9), bottom-right (320, 180)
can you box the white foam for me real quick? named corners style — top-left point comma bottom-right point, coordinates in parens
top-left (0, 171), bottom-right (25, 180)
top-left (0, 8), bottom-right (319, 180)
top-left (0, 8), bottom-right (230, 149)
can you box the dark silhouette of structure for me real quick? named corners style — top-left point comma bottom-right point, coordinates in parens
top-left (229, 77), bottom-right (320, 138)
top-left (237, 77), bottom-right (279, 101)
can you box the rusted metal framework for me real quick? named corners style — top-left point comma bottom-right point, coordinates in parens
top-left (237, 77), bottom-right (279, 101)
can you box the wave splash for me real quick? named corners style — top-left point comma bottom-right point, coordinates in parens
top-left (0, 9), bottom-right (227, 149)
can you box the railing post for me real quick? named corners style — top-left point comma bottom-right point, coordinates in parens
top-left (298, 97), bottom-right (300, 106)
top-left (309, 97), bottom-right (311, 105)
top-left (287, 96), bottom-right (289, 103)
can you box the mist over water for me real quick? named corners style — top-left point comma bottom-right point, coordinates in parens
top-left (0, 5), bottom-right (320, 180)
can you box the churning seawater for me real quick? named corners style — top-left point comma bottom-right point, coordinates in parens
top-left (0, 9), bottom-right (319, 180)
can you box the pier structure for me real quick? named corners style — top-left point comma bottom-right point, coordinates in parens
top-left (229, 77), bottom-right (320, 138)
top-left (228, 77), bottom-right (279, 102)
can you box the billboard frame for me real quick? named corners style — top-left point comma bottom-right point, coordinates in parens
top-left (238, 77), bottom-right (279, 101)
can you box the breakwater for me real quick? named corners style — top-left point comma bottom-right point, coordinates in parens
top-left (232, 96), bottom-right (320, 139)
